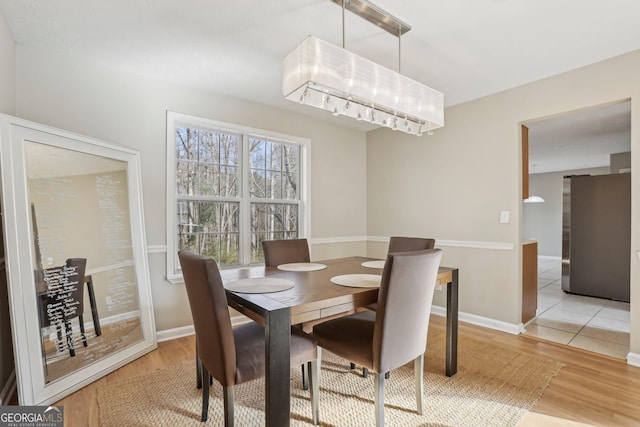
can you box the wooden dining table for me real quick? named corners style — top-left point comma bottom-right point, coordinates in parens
top-left (220, 256), bottom-right (459, 427)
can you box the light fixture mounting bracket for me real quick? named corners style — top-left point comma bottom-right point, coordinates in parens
top-left (331, 0), bottom-right (411, 36)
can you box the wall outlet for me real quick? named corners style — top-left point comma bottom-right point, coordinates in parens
top-left (435, 284), bottom-right (443, 291)
top-left (499, 210), bottom-right (510, 224)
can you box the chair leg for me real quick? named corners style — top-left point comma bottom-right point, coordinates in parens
top-left (79, 314), bottom-right (88, 347)
top-left (201, 365), bottom-right (210, 422)
top-left (64, 319), bottom-right (75, 357)
top-left (196, 344), bottom-right (202, 389)
top-left (374, 372), bottom-right (385, 427)
top-left (414, 354), bottom-right (424, 415)
top-left (223, 386), bottom-right (234, 427)
top-left (55, 323), bottom-right (64, 352)
top-left (308, 359), bottom-right (320, 425)
top-left (350, 362), bottom-right (356, 369)
top-left (302, 363), bottom-right (309, 391)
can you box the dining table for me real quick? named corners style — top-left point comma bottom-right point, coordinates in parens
top-left (220, 256), bottom-right (459, 427)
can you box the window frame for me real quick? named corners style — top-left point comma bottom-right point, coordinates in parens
top-left (166, 111), bottom-right (311, 283)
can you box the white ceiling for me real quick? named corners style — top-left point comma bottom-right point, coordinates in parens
top-left (1, 0), bottom-right (638, 169)
top-left (527, 101), bottom-right (631, 174)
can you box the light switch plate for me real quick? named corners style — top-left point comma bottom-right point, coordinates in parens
top-left (499, 210), bottom-right (509, 224)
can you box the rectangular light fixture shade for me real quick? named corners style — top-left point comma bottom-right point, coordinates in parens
top-left (282, 36), bottom-right (444, 135)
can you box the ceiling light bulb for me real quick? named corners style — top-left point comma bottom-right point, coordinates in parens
top-left (299, 89), bottom-right (309, 104)
top-left (332, 107), bottom-right (339, 116)
top-left (356, 111), bottom-right (363, 121)
top-left (427, 129), bottom-right (434, 136)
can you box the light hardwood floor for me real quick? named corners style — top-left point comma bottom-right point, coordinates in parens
top-left (51, 315), bottom-right (640, 426)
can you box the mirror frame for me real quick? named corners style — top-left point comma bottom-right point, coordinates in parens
top-left (0, 114), bottom-right (157, 405)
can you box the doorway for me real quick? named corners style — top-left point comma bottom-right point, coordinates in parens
top-left (521, 100), bottom-right (631, 359)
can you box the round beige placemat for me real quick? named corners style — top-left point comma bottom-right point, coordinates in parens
top-left (361, 260), bottom-right (385, 269)
top-left (330, 274), bottom-right (382, 288)
top-left (276, 262), bottom-right (327, 272)
top-left (225, 277), bottom-right (295, 293)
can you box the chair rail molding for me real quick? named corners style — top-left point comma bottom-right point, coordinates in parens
top-left (149, 238), bottom-right (515, 252)
top-left (147, 245), bottom-right (167, 254)
top-left (367, 236), bottom-right (515, 251)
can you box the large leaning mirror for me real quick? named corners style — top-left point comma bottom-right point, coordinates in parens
top-left (0, 114), bottom-right (156, 405)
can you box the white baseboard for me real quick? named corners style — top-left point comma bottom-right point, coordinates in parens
top-left (627, 352), bottom-right (640, 367)
top-left (0, 369), bottom-right (16, 405)
top-left (157, 309), bottom-right (522, 344)
top-left (156, 315), bottom-right (251, 343)
top-left (45, 310), bottom-right (141, 340)
top-left (157, 324), bottom-right (194, 342)
top-left (431, 305), bottom-right (524, 335)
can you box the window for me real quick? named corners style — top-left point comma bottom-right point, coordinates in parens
top-left (166, 112), bottom-right (309, 280)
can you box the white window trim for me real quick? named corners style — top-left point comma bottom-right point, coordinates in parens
top-left (165, 111), bottom-right (311, 284)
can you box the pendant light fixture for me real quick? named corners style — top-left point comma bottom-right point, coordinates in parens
top-left (524, 164), bottom-right (545, 203)
top-left (282, 0), bottom-right (444, 136)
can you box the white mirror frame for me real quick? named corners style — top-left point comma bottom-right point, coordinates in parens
top-left (0, 114), bottom-right (157, 405)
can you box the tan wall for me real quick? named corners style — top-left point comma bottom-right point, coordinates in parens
top-left (0, 8), bottom-right (15, 115)
top-left (367, 49), bottom-right (640, 353)
top-left (15, 45), bottom-right (368, 332)
top-left (0, 7), bottom-right (15, 402)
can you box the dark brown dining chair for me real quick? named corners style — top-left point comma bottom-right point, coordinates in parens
top-left (262, 238), bottom-right (311, 267)
top-left (38, 258), bottom-right (88, 358)
top-left (261, 237), bottom-right (313, 389)
top-left (313, 249), bottom-right (442, 427)
top-left (364, 236), bottom-right (436, 313)
top-left (387, 236), bottom-right (436, 253)
top-left (178, 250), bottom-right (320, 425)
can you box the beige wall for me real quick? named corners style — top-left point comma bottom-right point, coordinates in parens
top-left (15, 45), bottom-right (368, 332)
top-left (0, 7), bottom-right (14, 403)
top-left (367, 49), bottom-right (640, 354)
top-left (0, 8), bottom-right (15, 115)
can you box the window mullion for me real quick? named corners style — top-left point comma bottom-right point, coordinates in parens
top-left (240, 133), bottom-right (251, 264)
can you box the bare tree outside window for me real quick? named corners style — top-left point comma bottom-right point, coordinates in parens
top-left (174, 125), bottom-right (301, 266)
top-left (249, 137), bottom-right (300, 262)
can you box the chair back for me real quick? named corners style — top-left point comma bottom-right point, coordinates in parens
top-left (387, 236), bottom-right (436, 253)
top-left (38, 258), bottom-right (87, 327)
top-left (65, 258), bottom-right (87, 316)
top-left (262, 238), bottom-right (310, 267)
top-left (373, 249), bottom-right (442, 373)
top-left (178, 250), bottom-right (237, 387)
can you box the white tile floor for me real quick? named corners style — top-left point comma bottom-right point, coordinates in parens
top-left (522, 257), bottom-right (630, 359)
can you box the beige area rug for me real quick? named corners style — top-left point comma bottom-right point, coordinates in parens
top-left (97, 328), bottom-right (562, 426)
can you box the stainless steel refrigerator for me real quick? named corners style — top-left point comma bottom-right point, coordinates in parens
top-left (561, 173), bottom-right (631, 302)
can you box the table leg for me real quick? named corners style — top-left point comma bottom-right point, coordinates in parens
top-left (85, 275), bottom-right (101, 336)
top-left (446, 269), bottom-right (459, 377)
top-left (265, 307), bottom-right (291, 426)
